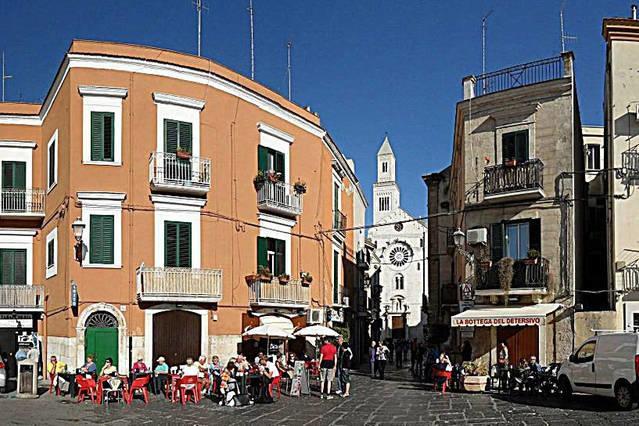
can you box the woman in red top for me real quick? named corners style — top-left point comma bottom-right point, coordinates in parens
top-left (318, 340), bottom-right (337, 399)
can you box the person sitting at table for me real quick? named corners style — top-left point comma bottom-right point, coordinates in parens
top-left (254, 352), bottom-right (264, 365)
top-left (131, 355), bottom-right (148, 377)
top-left (182, 356), bottom-right (199, 376)
top-left (100, 357), bottom-right (122, 395)
top-left (529, 356), bottom-right (542, 373)
top-left (257, 356), bottom-right (277, 402)
top-left (78, 355), bottom-right (97, 377)
top-left (277, 353), bottom-right (293, 379)
top-left (195, 355), bottom-right (210, 394)
top-left (218, 362), bottom-right (240, 406)
top-left (152, 356), bottom-right (169, 395)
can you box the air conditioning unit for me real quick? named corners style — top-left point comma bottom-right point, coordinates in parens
top-left (307, 308), bottom-right (323, 324)
top-left (467, 228), bottom-right (488, 245)
top-left (342, 296), bottom-right (350, 307)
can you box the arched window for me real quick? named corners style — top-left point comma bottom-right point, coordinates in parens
top-left (85, 311), bottom-right (118, 328)
top-left (395, 274), bottom-right (404, 290)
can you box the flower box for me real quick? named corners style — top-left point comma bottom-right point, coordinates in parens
top-left (462, 375), bottom-right (488, 392)
top-left (176, 150), bottom-right (192, 160)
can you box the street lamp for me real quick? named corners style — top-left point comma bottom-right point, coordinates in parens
top-left (452, 228), bottom-right (474, 264)
top-left (71, 218), bottom-right (85, 263)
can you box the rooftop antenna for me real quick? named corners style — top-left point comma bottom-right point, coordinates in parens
top-left (287, 41), bottom-right (292, 101)
top-left (193, 0), bottom-right (208, 56)
top-left (481, 10), bottom-right (493, 77)
top-left (248, 0), bottom-right (255, 80)
top-left (560, 1), bottom-right (577, 53)
top-left (2, 51), bottom-right (12, 102)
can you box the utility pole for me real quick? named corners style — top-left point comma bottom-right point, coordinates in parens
top-left (2, 51), bottom-right (12, 102)
top-left (193, 0), bottom-right (208, 56)
top-left (248, 0), bottom-right (255, 80)
top-left (560, 2), bottom-right (577, 53)
top-left (287, 41), bottom-right (292, 101)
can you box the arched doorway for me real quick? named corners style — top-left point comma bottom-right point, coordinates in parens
top-left (153, 310), bottom-right (201, 367)
top-left (84, 311), bottom-right (119, 373)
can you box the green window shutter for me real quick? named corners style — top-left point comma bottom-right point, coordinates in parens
top-left (47, 239), bottom-right (55, 268)
top-left (102, 112), bottom-right (115, 161)
top-left (0, 249), bottom-right (27, 285)
top-left (333, 251), bottom-right (339, 303)
top-left (490, 223), bottom-right (504, 261)
top-left (165, 221), bottom-right (178, 267)
top-left (275, 151), bottom-right (285, 181)
top-left (2, 161), bottom-right (26, 190)
top-left (178, 122), bottom-right (193, 153)
top-left (257, 237), bottom-right (267, 270)
top-left (274, 239), bottom-right (286, 275)
top-left (178, 222), bottom-right (192, 268)
top-left (258, 146), bottom-right (268, 172)
top-left (48, 141), bottom-right (55, 187)
top-left (91, 112), bottom-right (104, 161)
top-left (2, 162), bottom-right (12, 190)
top-left (90, 215), bottom-right (114, 264)
top-left (164, 119), bottom-right (179, 154)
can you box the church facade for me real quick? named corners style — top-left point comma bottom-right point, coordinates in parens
top-left (368, 136), bottom-right (428, 341)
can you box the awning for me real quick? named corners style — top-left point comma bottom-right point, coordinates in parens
top-left (259, 315), bottom-right (294, 334)
top-left (451, 303), bottom-right (562, 327)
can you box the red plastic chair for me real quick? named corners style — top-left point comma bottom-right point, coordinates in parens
top-left (179, 376), bottom-right (200, 405)
top-left (76, 375), bottom-right (98, 403)
top-left (126, 375), bottom-right (150, 404)
top-left (269, 375), bottom-right (282, 400)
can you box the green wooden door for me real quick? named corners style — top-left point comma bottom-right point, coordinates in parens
top-left (85, 328), bottom-right (118, 373)
top-left (2, 161), bottom-right (26, 212)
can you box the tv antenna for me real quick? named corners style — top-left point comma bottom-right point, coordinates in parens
top-left (481, 10), bottom-right (493, 77)
top-left (287, 41), bottom-right (292, 101)
top-left (248, 0), bottom-right (255, 80)
top-left (193, 0), bottom-right (208, 56)
top-left (560, 1), bottom-right (577, 53)
top-left (2, 51), bottom-right (12, 102)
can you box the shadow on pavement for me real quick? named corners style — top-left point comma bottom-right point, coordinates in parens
top-left (491, 391), bottom-right (625, 412)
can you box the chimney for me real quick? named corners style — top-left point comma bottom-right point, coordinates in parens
top-left (632, 4), bottom-right (637, 20)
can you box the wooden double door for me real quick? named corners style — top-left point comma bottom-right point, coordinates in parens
top-left (497, 326), bottom-right (539, 365)
top-left (153, 310), bottom-right (201, 367)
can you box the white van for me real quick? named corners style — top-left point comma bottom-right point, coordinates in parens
top-left (558, 332), bottom-right (639, 409)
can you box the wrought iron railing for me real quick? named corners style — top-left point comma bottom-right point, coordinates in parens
top-left (0, 189), bottom-right (45, 215)
top-left (333, 210), bottom-right (347, 234)
top-left (484, 159), bottom-right (544, 197)
top-left (249, 278), bottom-right (309, 306)
top-left (475, 56), bottom-right (564, 97)
top-left (148, 152), bottom-right (211, 190)
top-left (622, 150), bottom-right (639, 180)
top-left (475, 258), bottom-right (549, 290)
top-left (0, 285), bottom-right (45, 309)
top-left (136, 266), bottom-right (222, 301)
top-left (256, 181), bottom-right (302, 215)
top-left (623, 266), bottom-right (639, 292)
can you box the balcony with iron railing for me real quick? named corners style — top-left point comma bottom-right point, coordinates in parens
top-left (483, 159), bottom-right (545, 202)
top-left (256, 181), bottom-right (302, 217)
top-left (333, 209), bottom-right (347, 236)
top-left (136, 265), bottom-right (223, 303)
top-left (475, 257), bottom-right (549, 295)
top-left (148, 152), bottom-right (211, 195)
top-left (249, 278), bottom-right (309, 308)
top-left (622, 149), bottom-right (639, 182)
top-left (0, 189), bottom-right (45, 217)
top-left (0, 285), bottom-right (45, 311)
top-left (623, 265), bottom-right (639, 292)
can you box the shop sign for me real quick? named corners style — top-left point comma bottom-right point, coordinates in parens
top-left (460, 282), bottom-right (474, 301)
top-left (0, 314), bottom-right (33, 329)
top-left (452, 316), bottom-right (544, 327)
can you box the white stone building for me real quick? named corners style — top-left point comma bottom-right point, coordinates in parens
top-left (368, 136), bottom-right (428, 340)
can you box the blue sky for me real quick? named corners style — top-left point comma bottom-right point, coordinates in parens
top-left (0, 1), bottom-right (630, 222)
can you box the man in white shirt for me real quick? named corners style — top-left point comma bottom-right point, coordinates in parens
top-left (182, 357), bottom-right (199, 376)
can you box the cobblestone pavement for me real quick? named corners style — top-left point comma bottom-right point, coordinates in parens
top-left (2, 368), bottom-right (639, 425)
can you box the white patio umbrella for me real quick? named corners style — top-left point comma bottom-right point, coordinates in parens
top-left (294, 325), bottom-right (339, 338)
top-left (242, 324), bottom-right (296, 355)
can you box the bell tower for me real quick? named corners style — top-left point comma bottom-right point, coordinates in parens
top-left (373, 135), bottom-right (400, 224)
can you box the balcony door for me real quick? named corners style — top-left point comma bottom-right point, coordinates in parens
top-left (0, 248), bottom-right (27, 285)
top-left (502, 130), bottom-right (529, 164)
top-left (257, 237), bottom-right (285, 276)
top-left (2, 161), bottom-right (26, 212)
top-left (490, 219), bottom-right (540, 261)
top-left (163, 119), bottom-right (193, 183)
top-left (164, 221), bottom-right (192, 268)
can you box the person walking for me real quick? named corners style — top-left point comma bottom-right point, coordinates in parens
top-left (319, 339), bottom-right (337, 399)
top-left (335, 335), bottom-right (345, 395)
top-left (376, 341), bottom-right (389, 380)
top-left (338, 341), bottom-right (353, 397)
top-left (369, 341), bottom-right (377, 378)
top-left (497, 342), bottom-right (509, 392)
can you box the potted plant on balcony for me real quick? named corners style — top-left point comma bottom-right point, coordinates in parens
top-left (293, 180), bottom-right (307, 195)
top-left (245, 273), bottom-right (258, 285)
top-left (461, 359), bottom-right (489, 392)
top-left (477, 247), bottom-right (492, 270)
top-left (176, 147), bottom-right (192, 160)
top-left (504, 158), bottom-right (517, 167)
top-left (300, 271), bottom-right (313, 285)
top-left (497, 257), bottom-right (514, 306)
top-left (253, 170), bottom-right (266, 191)
top-left (524, 249), bottom-right (541, 265)
top-left (257, 265), bottom-right (272, 282)
top-left (266, 170), bottom-right (281, 183)
top-left (278, 273), bottom-right (290, 285)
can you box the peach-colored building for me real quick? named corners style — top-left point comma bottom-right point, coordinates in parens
top-left (0, 40), bottom-right (366, 372)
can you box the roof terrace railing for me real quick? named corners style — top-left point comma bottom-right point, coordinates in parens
top-left (475, 56), bottom-right (564, 97)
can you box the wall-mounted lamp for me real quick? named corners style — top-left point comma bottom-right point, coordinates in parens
top-left (71, 217), bottom-right (85, 263)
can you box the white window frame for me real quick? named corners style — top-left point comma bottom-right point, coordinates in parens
top-left (258, 213), bottom-right (294, 274)
top-left (258, 122), bottom-right (293, 184)
top-left (0, 141), bottom-right (35, 191)
top-left (45, 227), bottom-right (58, 279)
top-left (151, 195), bottom-right (204, 268)
top-left (47, 129), bottom-right (58, 192)
top-left (154, 92), bottom-right (204, 158)
top-left (79, 86), bottom-right (127, 166)
top-left (78, 192), bottom-right (125, 269)
top-left (0, 229), bottom-right (36, 285)
top-left (332, 243), bottom-right (343, 306)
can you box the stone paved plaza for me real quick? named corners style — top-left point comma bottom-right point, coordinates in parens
top-left (2, 369), bottom-right (639, 425)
